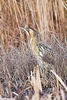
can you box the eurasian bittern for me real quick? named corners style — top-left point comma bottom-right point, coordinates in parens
top-left (21, 27), bottom-right (55, 68)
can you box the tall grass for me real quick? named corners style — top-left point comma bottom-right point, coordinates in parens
top-left (0, 0), bottom-right (65, 49)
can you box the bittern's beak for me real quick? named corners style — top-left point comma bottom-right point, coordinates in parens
top-left (19, 27), bottom-right (29, 36)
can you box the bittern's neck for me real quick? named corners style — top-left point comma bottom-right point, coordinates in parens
top-left (28, 38), bottom-right (39, 55)
top-left (29, 38), bottom-right (37, 47)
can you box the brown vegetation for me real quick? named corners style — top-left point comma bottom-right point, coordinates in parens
top-left (0, 0), bottom-right (67, 100)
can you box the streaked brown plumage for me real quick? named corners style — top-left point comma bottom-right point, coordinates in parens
top-left (21, 27), bottom-right (55, 68)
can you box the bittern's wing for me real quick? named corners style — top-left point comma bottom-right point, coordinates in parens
top-left (38, 43), bottom-right (55, 65)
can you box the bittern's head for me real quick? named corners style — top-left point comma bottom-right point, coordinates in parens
top-left (21, 27), bottom-right (38, 43)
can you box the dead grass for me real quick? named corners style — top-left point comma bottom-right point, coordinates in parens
top-left (0, 0), bottom-right (67, 99)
